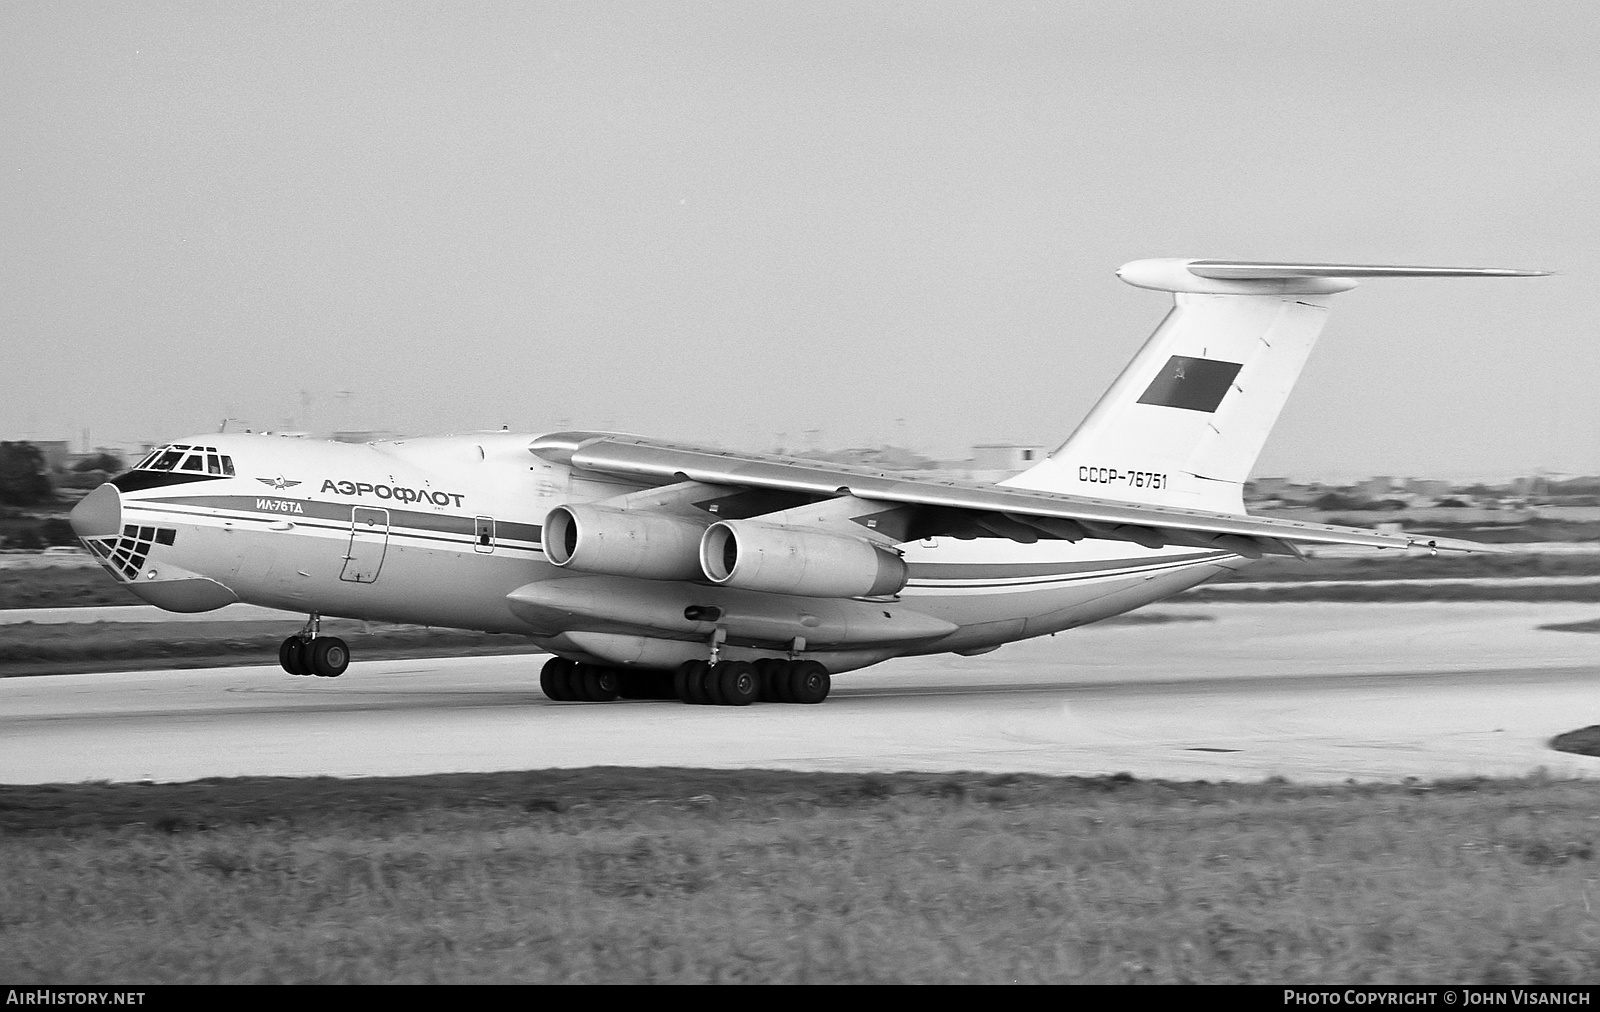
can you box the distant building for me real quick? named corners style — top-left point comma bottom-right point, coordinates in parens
top-left (1355, 476), bottom-right (1399, 501)
top-left (332, 430), bottom-right (401, 444)
top-left (1245, 477), bottom-right (1293, 499)
top-left (1510, 475), bottom-right (1550, 497)
top-left (1403, 478), bottom-right (1453, 499)
top-left (971, 444), bottom-right (1045, 472)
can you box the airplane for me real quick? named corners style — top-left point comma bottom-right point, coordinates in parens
top-left (68, 258), bottom-right (1545, 706)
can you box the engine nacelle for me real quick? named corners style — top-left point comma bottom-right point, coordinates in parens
top-left (700, 520), bottom-right (907, 598)
top-left (543, 504), bottom-right (707, 581)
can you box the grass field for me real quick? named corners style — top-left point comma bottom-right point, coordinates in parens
top-left (0, 563), bottom-right (142, 609)
top-left (1, 769), bottom-right (1597, 984)
top-left (1214, 551), bottom-right (1600, 582)
top-left (0, 619), bottom-right (544, 677)
top-left (5, 553), bottom-right (1600, 676)
top-left (5, 549), bottom-right (1600, 612)
top-left (1183, 583), bottom-right (1600, 603)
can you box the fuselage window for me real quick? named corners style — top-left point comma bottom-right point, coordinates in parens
top-left (221, 456), bottom-right (235, 476)
top-left (206, 454), bottom-right (222, 474)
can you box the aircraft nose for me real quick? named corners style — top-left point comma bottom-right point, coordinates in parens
top-left (69, 482), bottom-right (122, 539)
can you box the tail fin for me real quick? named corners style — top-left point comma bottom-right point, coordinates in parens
top-left (1003, 259), bottom-right (1545, 514)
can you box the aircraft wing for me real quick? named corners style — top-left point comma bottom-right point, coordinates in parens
top-left (530, 432), bottom-right (1490, 557)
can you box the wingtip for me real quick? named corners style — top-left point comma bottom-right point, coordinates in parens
top-left (1444, 266), bottom-right (1552, 278)
top-left (1412, 535), bottom-right (1509, 554)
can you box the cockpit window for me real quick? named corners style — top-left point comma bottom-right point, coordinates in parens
top-left (120, 444), bottom-right (237, 487)
top-left (136, 445), bottom-right (234, 472)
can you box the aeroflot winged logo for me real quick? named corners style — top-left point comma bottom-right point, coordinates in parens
top-left (320, 478), bottom-right (465, 507)
top-left (257, 475), bottom-right (302, 490)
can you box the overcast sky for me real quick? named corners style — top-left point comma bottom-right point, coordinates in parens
top-left (3, 2), bottom-right (1596, 480)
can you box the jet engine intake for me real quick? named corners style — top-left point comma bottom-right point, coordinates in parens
top-left (543, 504), bottom-right (707, 581)
top-left (700, 520), bottom-right (907, 598)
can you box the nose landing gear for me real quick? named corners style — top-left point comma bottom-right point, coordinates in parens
top-left (278, 614), bottom-right (350, 678)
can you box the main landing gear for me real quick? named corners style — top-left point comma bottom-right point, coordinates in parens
top-left (538, 656), bottom-right (830, 705)
top-left (279, 614), bottom-right (350, 678)
top-left (673, 659), bottom-right (830, 705)
top-left (539, 657), bottom-right (677, 702)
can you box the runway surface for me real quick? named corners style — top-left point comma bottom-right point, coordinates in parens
top-left (2, 602), bottom-right (1598, 785)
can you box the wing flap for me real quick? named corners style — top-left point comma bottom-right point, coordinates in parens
top-left (531, 433), bottom-right (1492, 554)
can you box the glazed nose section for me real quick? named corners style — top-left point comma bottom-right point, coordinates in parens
top-left (70, 482), bottom-right (122, 539)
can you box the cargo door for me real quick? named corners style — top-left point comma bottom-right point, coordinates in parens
top-left (340, 506), bottom-right (390, 583)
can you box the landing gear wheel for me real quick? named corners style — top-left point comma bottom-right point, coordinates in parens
top-left (776, 663), bottom-right (804, 702)
top-left (308, 637), bottom-right (349, 678)
top-left (790, 661), bottom-right (830, 704)
top-left (753, 659), bottom-right (787, 702)
top-left (714, 661), bottom-right (758, 706)
top-left (279, 636), bottom-right (309, 676)
top-left (540, 657), bottom-right (577, 701)
top-left (618, 671), bottom-right (674, 699)
top-left (700, 656), bottom-right (726, 704)
top-left (674, 660), bottom-right (711, 704)
top-left (672, 661), bottom-right (694, 702)
top-left (576, 663), bottom-right (620, 702)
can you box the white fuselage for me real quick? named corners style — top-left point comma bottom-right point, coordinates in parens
top-left (87, 432), bottom-right (1249, 673)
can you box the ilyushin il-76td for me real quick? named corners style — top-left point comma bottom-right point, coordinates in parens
top-left (69, 259), bottom-right (1544, 706)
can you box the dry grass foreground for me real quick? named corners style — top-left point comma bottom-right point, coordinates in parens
top-left (2, 770), bottom-right (1597, 984)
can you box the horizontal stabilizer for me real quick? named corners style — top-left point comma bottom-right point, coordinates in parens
top-left (1118, 258), bottom-right (1548, 295)
top-left (1187, 261), bottom-right (1548, 280)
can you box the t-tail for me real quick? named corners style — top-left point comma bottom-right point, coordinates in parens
top-left (1003, 259), bottom-right (1546, 514)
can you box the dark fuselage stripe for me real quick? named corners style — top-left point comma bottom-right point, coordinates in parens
top-left (136, 494), bottom-right (543, 544)
top-left (123, 501), bottom-right (545, 553)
